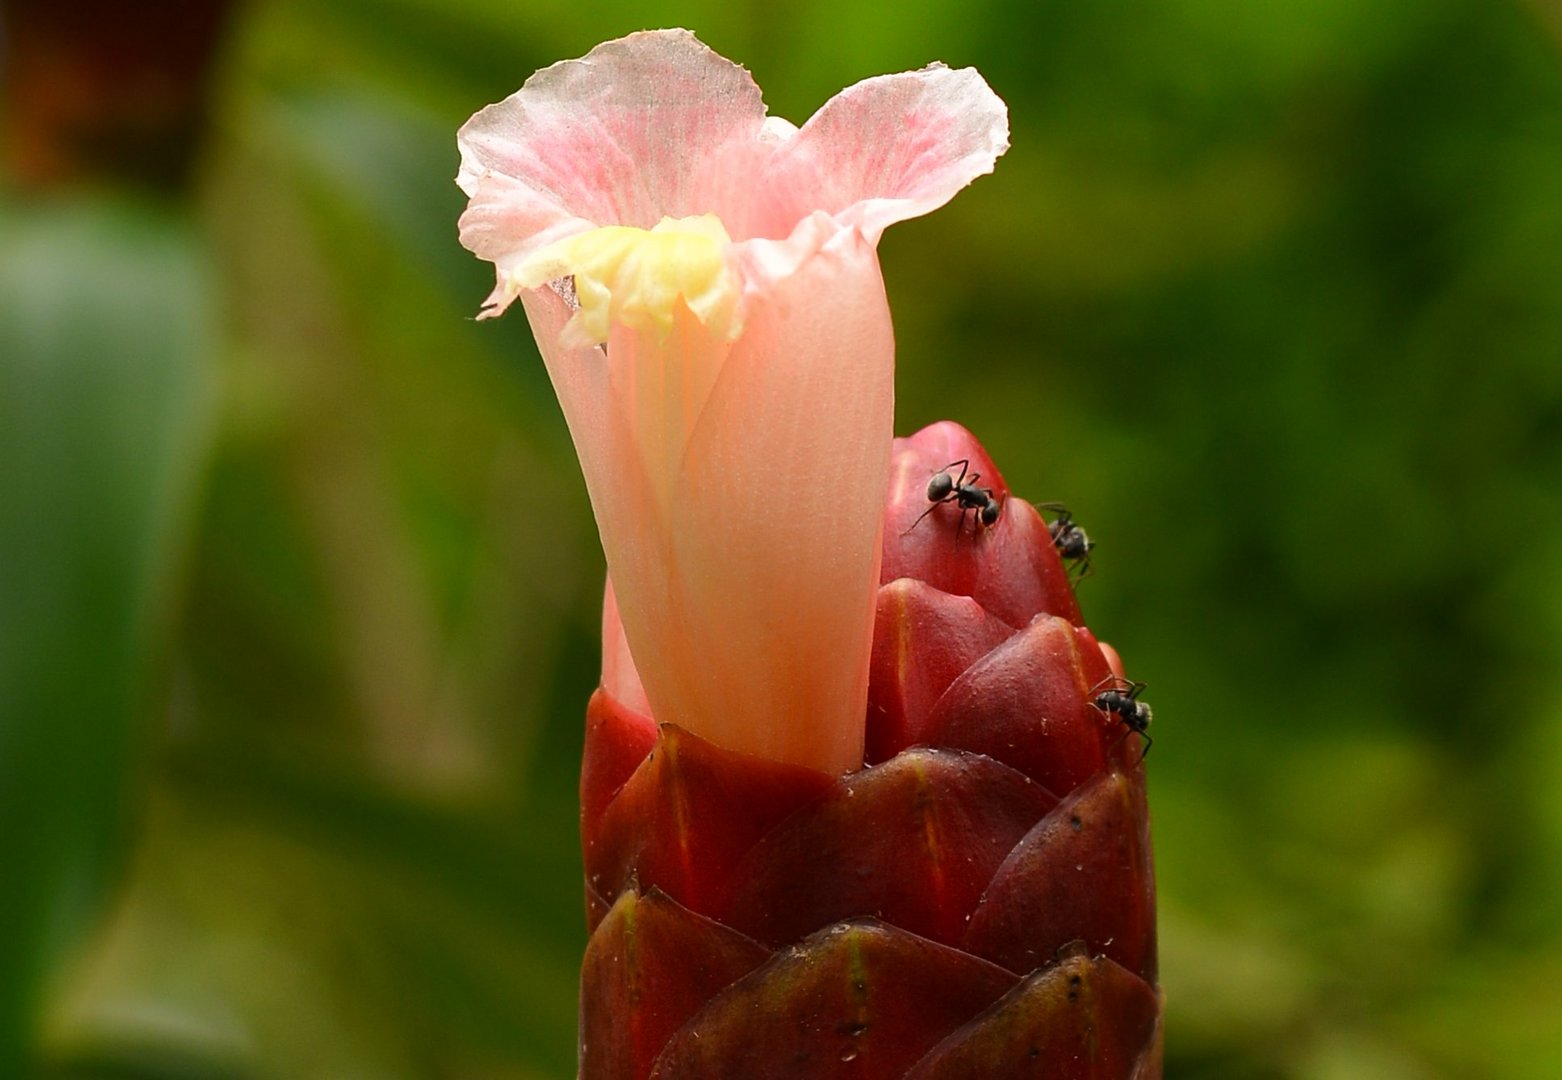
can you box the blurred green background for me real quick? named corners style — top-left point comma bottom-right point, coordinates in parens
top-left (4, 0), bottom-right (1562, 1076)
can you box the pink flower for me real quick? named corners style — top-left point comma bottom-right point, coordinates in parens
top-left (456, 29), bottom-right (1008, 774)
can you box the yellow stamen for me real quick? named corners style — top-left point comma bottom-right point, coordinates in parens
top-left (513, 215), bottom-right (740, 346)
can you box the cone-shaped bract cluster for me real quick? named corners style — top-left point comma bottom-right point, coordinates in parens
top-left (580, 422), bottom-right (1160, 1077)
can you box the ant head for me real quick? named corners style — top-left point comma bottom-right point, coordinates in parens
top-left (979, 497), bottom-right (1001, 526)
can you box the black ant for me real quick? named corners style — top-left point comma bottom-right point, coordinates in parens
top-left (1091, 676), bottom-right (1153, 760)
top-left (904, 459), bottom-right (1003, 536)
top-left (1039, 502), bottom-right (1094, 578)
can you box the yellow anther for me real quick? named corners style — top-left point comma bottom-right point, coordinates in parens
top-left (514, 215), bottom-right (739, 346)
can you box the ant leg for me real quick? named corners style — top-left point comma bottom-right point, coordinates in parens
top-left (1088, 673), bottom-right (1131, 697)
top-left (1101, 716), bottom-right (1152, 763)
top-left (1037, 501), bottom-right (1072, 524)
top-left (1067, 551), bottom-right (1093, 582)
top-left (1127, 728), bottom-right (1153, 762)
top-left (932, 460), bottom-right (972, 490)
top-left (1089, 675), bottom-right (1149, 705)
top-left (902, 502), bottom-right (940, 536)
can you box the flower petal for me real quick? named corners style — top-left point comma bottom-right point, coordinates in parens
top-left (466, 38), bottom-right (1004, 774)
top-left (539, 222), bottom-right (894, 774)
top-left (601, 578), bottom-right (651, 719)
top-left (752, 63), bottom-right (1009, 242)
top-left (657, 225), bottom-right (894, 771)
top-left (457, 29), bottom-right (772, 313)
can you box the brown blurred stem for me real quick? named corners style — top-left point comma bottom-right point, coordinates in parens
top-left (1, 0), bottom-right (238, 192)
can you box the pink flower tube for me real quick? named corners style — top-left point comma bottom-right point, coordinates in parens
top-left (457, 29), bottom-right (1008, 773)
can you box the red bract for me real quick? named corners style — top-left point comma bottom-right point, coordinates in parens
top-left (882, 420), bottom-right (1082, 630)
top-left (578, 423), bottom-right (1161, 1077)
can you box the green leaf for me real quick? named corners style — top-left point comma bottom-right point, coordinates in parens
top-left (0, 196), bottom-right (217, 1075)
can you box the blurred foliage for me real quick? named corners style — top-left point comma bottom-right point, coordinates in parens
top-left (3, 0), bottom-right (1562, 1077)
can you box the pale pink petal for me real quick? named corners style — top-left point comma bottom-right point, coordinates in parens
top-left (527, 224), bottom-right (892, 773)
top-left (601, 578), bottom-right (652, 718)
top-left (457, 29), bottom-right (770, 284)
top-left (654, 226), bottom-right (895, 771)
top-left (461, 179), bottom-right (597, 316)
top-left (521, 287), bottom-right (745, 750)
top-left (455, 173), bottom-right (594, 265)
top-left (518, 287), bottom-right (674, 658)
top-left (751, 63), bottom-right (1009, 242)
